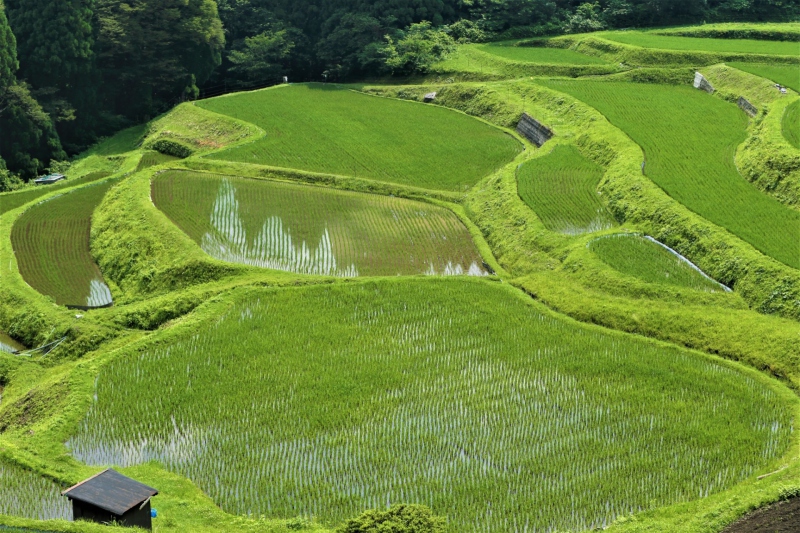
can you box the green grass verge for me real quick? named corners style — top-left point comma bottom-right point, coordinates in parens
top-left (538, 79), bottom-right (800, 269)
top-left (197, 84), bottom-right (522, 192)
top-left (783, 99), bottom-right (800, 148)
top-left (653, 22), bottom-right (800, 42)
top-left (477, 41), bottom-right (609, 64)
top-left (598, 30), bottom-right (800, 56)
top-left (152, 171), bottom-right (487, 276)
top-left (10, 182), bottom-right (115, 307)
top-left (588, 234), bottom-right (725, 292)
top-left (0, 173), bottom-right (111, 216)
top-left (68, 278), bottom-right (794, 532)
top-left (728, 62), bottom-right (800, 92)
top-left (517, 144), bottom-right (615, 234)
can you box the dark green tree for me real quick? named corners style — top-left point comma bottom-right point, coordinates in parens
top-left (228, 29), bottom-right (294, 81)
top-left (381, 21), bottom-right (456, 75)
top-left (0, 1), bottom-right (16, 87)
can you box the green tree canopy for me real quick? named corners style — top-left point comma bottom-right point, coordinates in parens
top-left (0, 2), bottom-right (17, 87)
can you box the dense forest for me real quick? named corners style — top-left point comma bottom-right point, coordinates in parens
top-left (0, 0), bottom-right (797, 188)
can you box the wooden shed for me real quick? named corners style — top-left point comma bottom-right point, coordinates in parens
top-left (62, 469), bottom-right (158, 530)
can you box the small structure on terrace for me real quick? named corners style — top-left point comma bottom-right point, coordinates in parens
top-left (62, 469), bottom-right (158, 530)
top-left (33, 173), bottom-right (65, 185)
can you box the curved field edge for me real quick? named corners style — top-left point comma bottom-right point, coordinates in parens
top-left (66, 278), bottom-right (797, 531)
top-left (363, 81), bottom-right (800, 322)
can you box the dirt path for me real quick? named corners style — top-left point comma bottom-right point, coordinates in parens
top-left (723, 497), bottom-right (800, 533)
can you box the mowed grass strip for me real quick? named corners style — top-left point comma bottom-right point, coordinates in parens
top-left (783, 100), bottom-right (800, 148)
top-left (152, 171), bottom-right (487, 276)
top-left (68, 279), bottom-right (794, 532)
top-left (477, 42), bottom-right (609, 64)
top-left (589, 234), bottom-right (724, 292)
top-left (598, 31), bottom-right (800, 56)
top-left (539, 80), bottom-right (800, 268)
top-left (0, 172), bottom-right (110, 216)
top-left (197, 84), bottom-right (522, 191)
top-left (11, 182), bottom-right (115, 307)
top-left (728, 62), bottom-right (800, 92)
top-left (517, 144), bottom-right (615, 234)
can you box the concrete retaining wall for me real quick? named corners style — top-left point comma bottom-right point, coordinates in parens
top-left (516, 113), bottom-right (553, 147)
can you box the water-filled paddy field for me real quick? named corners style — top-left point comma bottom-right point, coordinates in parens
top-left (589, 234), bottom-right (726, 292)
top-left (0, 461), bottom-right (70, 521)
top-left (516, 144), bottom-right (615, 234)
top-left (10, 182), bottom-right (114, 307)
top-left (68, 279), bottom-right (794, 532)
top-left (0, 332), bottom-right (25, 354)
top-left (152, 171), bottom-right (488, 276)
top-left (476, 42), bottom-right (610, 64)
top-left (539, 80), bottom-right (800, 269)
top-left (0, 172), bottom-right (110, 216)
top-left (196, 84), bottom-right (523, 191)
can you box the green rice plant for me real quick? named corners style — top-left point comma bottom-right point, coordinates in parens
top-left (782, 99), bottom-right (800, 148)
top-left (0, 331), bottom-right (25, 353)
top-left (517, 144), bottom-right (615, 234)
top-left (653, 22), bottom-right (800, 42)
top-left (728, 63), bottom-right (800, 92)
top-left (135, 151), bottom-right (179, 172)
top-left (597, 31), bottom-right (800, 56)
top-left (476, 42), bottom-right (610, 64)
top-left (68, 279), bottom-right (794, 532)
top-left (539, 80), bottom-right (800, 269)
top-left (0, 172), bottom-right (110, 216)
top-left (151, 171), bottom-right (487, 276)
top-left (197, 84), bottom-right (522, 192)
top-left (0, 461), bottom-right (70, 521)
top-left (10, 182), bottom-right (115, 307)
top-left (588, 234), bottom-right (726, 292)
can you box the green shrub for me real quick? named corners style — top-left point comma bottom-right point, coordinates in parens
top-left (148, 138), bottom-right (194, 158)
top-left (338, 505), bottom-right (446, 533)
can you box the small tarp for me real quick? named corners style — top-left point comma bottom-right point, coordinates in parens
top-left (33, 174), bottom-right (65, 185)
top-left (62, 469), bottom-right (158, 516)
top-left (423, 91), bottom-right (437, 102)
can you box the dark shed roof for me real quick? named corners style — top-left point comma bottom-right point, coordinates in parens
top-left (62, 469), bottom-right (158, 515)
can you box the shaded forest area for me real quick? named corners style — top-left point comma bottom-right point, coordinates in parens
top-left (0, 0), bottom-right (797, 188)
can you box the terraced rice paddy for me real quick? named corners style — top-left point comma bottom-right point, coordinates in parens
top-left (598, 31), bottom-right (800, 56)
top-left (11, 182), bottom-right (115, 307)
top-left (784, 100), bottom-right (800, 148)
top-left (197, 84), bottom-right (522, 191)
top-left (516, 145), bottom-right (615, 234)
top-left (152, 172), bottom-right (487, 276)
top-left (0, 331), bottom-right (25, 354)
top-left (136, 151), bottom-right (179, 172)
top-left (0, 461), bottom-right (70, 521)
top-left (0, 172), bottom-right (110, 216)
top-left (728, 63), bottom-right (800, 92)
top-left (477, 42), bottom-right (609, 64)
top-left (539, 80), bottom-right (800, 268)
top-left (589, 234), bottom-right (725, 292)
top-left (68, 279), bottom-right (793, 532)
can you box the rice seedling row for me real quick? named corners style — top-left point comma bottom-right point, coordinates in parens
top-left (588, 234), bottom-right (726, 292)
top-left (728, 63), bottom-right (800, 92)
top-left (784, 99), bottom-right (800, 149)
top-left (539, 80), bottom-right (800, 268)
top-left (68, 279), bottom-right (793, 532)
top-left (135, 151), bottom-right (179, 172)
top-left (597, 31), bottom-right (800, 56)
top-left (0, 172), bottom-right (110, 216)
top-left (0, 461), bottom-right (71, 521)
top-left (475, 42), bottom-right (610, 65)
top-left (152, 171), bottom-right (487, 276)
top-left (197, 84), bottom-right (522, 192)
top-left (516, 144), bottom-right (615, 234)
top-left (10, 182), bottom-right (115, 307)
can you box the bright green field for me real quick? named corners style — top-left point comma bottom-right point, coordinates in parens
top-left (540, 80), bottom-right (800, 269)
top-left (589, 234), bottom-right (725, 292)
top-left (0, 461), bottom-right (70, 521)
top-left (0, 172), bottom-right (110, 216)
top-left (784, 100), bottom-right (800, 148)
top-left (598, 31), bottom-right (800, 56)
top-left (0, 331), bottom-right (25, 353)
top-left (68, 279), bottom-right (793, 532)
top-left (728, 62), bottom-right (800, 92)
top-left (152, 171), bottom-right (487, 276)
top-left (477, 42), bottom-right (609, 64)
top-left (136, 151), bottom-right (179, 172)
top-left (517, 145), bottom-right (615, 234)
top-left (197, 84), bottom-right (522, 192)
top-left (10, 182), bottom-right (115, 307)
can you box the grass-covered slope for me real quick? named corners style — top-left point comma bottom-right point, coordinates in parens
top-left (539, 80), bottom-right (800, 269)
top-left (597, 30), bottom-right (800, 56)
top-left (728, 63), bottom-right (800, 92)
top-left (68, 278), bottom-right (794, 532)
top-left (152, 171), bottom-right (488, 276)
top-left (477, 41), bottom-right (610, 64)
top-left (517, 144), bottom-right (615, 234)
top-left (784, 100), bottom-right (800, 148)
top-left (197, 84), bottom-right (522, 191)
top-left (588, 234), bottom-right (725, 292)
top-left (10, 182), bottom-right (115, 307)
